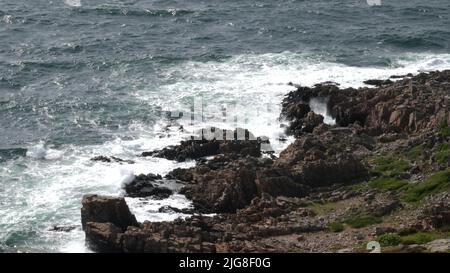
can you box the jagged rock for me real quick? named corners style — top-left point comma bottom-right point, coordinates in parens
top-left (82, 194), bottom-right (325, 253)
top-left (363, 79), bottom-right (393, 87)
top-left (49, 225), bottom-right (78, 232)
top-left (91, 156), bottom-right (135, 164)
top-left (181, 160), bottom-right (258, 213)
top-left (158, 205), bottom-right (193, 214)
top-left (81, 195), bottom-right (138, 231)
top-left (302, 111), bottom-right (324, 133)
top-left (165, 168), bottom-right (193, 182)
top-left (282, 71), bottom-right (450, 136)
top-left (84, 222), bottom-right (122, 252)
top-left (123, 173), bottom-right (172, 199)
top-left (255, 168), bottom-right (309, 198)
top-left (141, 128), bottom-right (265, 162)
top-left (275, 134), bottom-right (370, 187)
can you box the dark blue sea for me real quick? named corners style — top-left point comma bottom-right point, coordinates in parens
top-left (1, 0), bottom-right (450, 252)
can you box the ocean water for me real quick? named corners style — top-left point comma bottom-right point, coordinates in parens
top-left (1, 0), bottom-right (450, 252)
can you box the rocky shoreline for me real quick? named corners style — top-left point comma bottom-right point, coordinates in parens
top-left (81, 70), bottom-right (450, 253)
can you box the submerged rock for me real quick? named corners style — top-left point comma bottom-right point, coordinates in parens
top-left (91, 156), bottom-right (135, 164)
top-left (49, 225), bottom-right (78, 232)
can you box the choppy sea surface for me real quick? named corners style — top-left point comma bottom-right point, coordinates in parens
top-left (1, 0), bottom-right (450, 252)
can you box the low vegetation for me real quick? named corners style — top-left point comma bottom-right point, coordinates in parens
top-left (377, 230), bottom-right (450, 247)
top-left (344, 215), bottom-right (382, 228)
top-left (373, 155), bottom-right (410, 176)
top-left (402, 169), bottom-right (450, 202)
top-left (435, 143), bottom-right (450, 164)
top-left (377, 233), bottom-right (402, 247)
top-left (328, 222), bottom-right (345, 233)
top-left (368, 176), bottom-right (408, 191)
top-left (439, 120), bottom-right (450, 137)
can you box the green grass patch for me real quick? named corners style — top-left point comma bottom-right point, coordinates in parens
top-left (373, 155), bottom-right (410, 176)
top-left (405, 145), bottom-right (424, 160)
top-left (328, 222), bottom-right (345, 233)
top-left (344, 215), bottom-right (382, 228)
top-left (376, 231), bottom-right (450, 248)
top-left (308, 201), bottom-right (348, 215)
top-left (377, 233), bottom-right (402, 247)
top-left (400, 232), bottom-right (442, 245)
top-left (435, 143), bottom-right (450, 164)
top-left (368, 176), bottom-right (408, 191)
top-left (439, 120), bottom-right (450, 137)
top-left (402, 169), bottom-right (450, 202)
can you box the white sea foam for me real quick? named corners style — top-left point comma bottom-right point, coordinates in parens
top-left (135, 52), bottom-right (450, 153)
top-left (26, 142), bottom-right (64, 160)
top-left (64, 0), bottom-right (82, 8)
top-left (309, 97), bottom-right (336, 125)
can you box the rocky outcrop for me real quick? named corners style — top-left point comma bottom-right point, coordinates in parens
top-left (180, 157), bottom-right (267, 213)
top-left (282, 71), bottom-right (450, 137)
top-left (91, 156), bottom-right (135, 164)
top-left (123, 173), bottom-right (173, 199)
top-left (81, 195), bottom-right (138, 231)
top-left (275, 131), bottom-right (371, 187)
top-left (81, 195), bottom-right (324, 253)
top-left (82, 71), bottom-right (450, 253)
top-left (141, 128), bottom-right (268, 162)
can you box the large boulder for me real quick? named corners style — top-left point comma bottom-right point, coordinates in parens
top-left (81, 195), bottom-right (138, 231)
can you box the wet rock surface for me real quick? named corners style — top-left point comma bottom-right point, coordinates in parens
top-left (123, 173), bottom-right (173, 199)
top-left (91, 156), bottom-right (135, 164)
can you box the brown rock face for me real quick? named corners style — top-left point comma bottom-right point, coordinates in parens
top-left (282, 71), bottom-right (450, 137)
top-left (82, 195), bottom-right (325, 253)
top-left (275, 131), bottom-right (371, 187)
top-left (81, 195), bottom-right (138, 231)
top-left (84, 222), bottom-right (122, 252)
top-left (182, 167), bottom-right (257, 213)
top-left (255, 168), bottom-right (309, 197)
